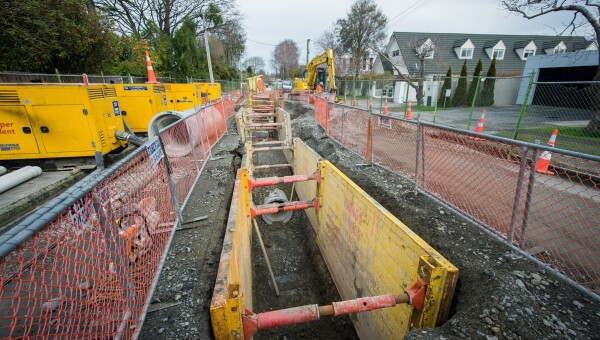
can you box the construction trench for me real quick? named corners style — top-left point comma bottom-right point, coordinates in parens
top-left (139, 93), bottom-right (600, 339)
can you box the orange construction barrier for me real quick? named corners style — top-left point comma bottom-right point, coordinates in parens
top-left (536, 129), bottom-right (559, 175)
top-left (145, 51), bottom-right (159, 84)
top-left (406, 101), bottom-right (412, 120)
top-left (383, 98), bottom-right (389, 115)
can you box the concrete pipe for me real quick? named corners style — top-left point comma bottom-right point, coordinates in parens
top-left (0, 166), bottom-right (43, 194)
top-left (147, 107), bottom-right (223, 158)
top-left (0, 166), bottom-right (6, 176)
top-left (262, 188), bottom-right (293, 225)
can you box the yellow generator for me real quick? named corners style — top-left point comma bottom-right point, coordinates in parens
top-left (196, 82), bottom-right (221, 103)
top-left (114, 84), bottom-right (168, 134)
top-left (0, 84), bottom-right (129, 169)
top-left (164, 84), bottom-right (199, 111)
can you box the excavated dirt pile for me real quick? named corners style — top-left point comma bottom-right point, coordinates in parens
top-left (285, 101), bottom-right (600, 340)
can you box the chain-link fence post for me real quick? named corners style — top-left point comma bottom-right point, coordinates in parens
top-left (514, 70), bottom-right (536, 140)
top-left (508, 145), bottom-right (529, 243)
top-left (466, 76), bottom-right (481, 130)
top-left (54, 69), bottom-right (62, 83)
top-left (519, 140), bottom-right (540, 249)
top-left (369, 107), bottom-right (374, 165)
top-left (404, 80), bottom-right (410, 117)
top-left (100, 71), bottom-right (105, 84)
top-left (341, 106), bottom-right (345, 144)
top-left (157, 135), bottom-right (184, 222)
top-left (414, 118), bottom-right (421, 190)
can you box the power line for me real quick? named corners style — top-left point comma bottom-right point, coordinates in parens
top-left (246, 38), bottom-right (277, 46)
top-left (387, 0), bottom-right (434, 32)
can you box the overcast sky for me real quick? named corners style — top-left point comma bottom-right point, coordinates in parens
top-left (236, 0), bottom-right (582, 72)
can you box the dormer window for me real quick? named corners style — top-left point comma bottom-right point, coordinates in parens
top-left (461, 48), bottom-right (473, 59)
top-left (392, 50), bottom-right (400, 57)
top-left (523, 48), bottom-right (535, 59)
top-left (515, 41), bottom-right (537, 60)
top-left (485, 40), bottom-right (506, 60)
top-left (545, 41), bottom-right (567, 54)
top-left (417, 38), bottom-right (435, 59)
top-left (454, 39), bottom-right (475, 59)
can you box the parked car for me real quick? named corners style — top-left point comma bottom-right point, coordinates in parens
top-left (282, 80), bottom-right (293, 93)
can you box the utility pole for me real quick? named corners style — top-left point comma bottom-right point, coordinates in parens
top-left (203, 14), bottom-right (214, 83)
top-left (307, 39), bottom-right (310, 65)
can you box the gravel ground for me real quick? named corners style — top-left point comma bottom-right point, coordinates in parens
top-left (285, 101), bottom-right (600, 340)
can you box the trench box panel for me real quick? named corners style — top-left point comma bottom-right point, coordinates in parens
top-left (291, 138), bottom-right (320, 229)
top-left (317, 160), bottom-right (458, 338)
top-left (210, 169), bottom-right (253, 339)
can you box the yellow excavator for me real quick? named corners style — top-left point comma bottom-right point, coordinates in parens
top-left (293, 48), bottom-right (337, 93)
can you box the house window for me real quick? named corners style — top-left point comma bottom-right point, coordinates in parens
top-left (554, 46), bottom-right (566, 53)
top-left (523, 48), bottom-right (536, 59)
top-left (424, 49), bottom-right (434, 59)
top-left (492, 48), bottom-right (504, 59)
top-left (460, 47), bottom-right (473, 59)
top-left (392, 50), bottom-right (400, 57)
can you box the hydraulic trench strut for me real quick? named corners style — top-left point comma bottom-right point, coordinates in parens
top-left (242, 278), bottom-right (427, 339)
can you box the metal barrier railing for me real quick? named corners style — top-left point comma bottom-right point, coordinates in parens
top-left (311, 95), bottom-right (600, 300)
top-left (0, 96), bottom-right (237, 338)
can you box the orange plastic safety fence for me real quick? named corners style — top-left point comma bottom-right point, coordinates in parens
top-left (309, 97), bottom-right (600, 296)
top-left (0, 150), bottom-right (176, 338)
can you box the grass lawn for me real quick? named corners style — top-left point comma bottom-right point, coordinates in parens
top-left (497, 126), bottom-right (600, 156)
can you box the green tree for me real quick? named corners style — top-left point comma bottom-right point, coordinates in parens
top-left (173, 18), bottom-right (202, 78)
top-left (478, 57), bottom-right (497, 106)
top-left (451, 60), bottom-right (469, 107)
top-left (437, 66), bottom-right (452, 107)
top-left (0, 0), bottom-right (117, 73)
top-left (467, 59), bottom-right (483, 105)
top-left (109, 36), bottom-right (150, 76)
top-left (337, 0), bottom-right (387, 76)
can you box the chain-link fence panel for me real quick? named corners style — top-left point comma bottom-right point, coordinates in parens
top-left (513, 82), bottom-right (600, 156)
top-left (0, 148), bottom-right (176, 338)
top-left (158, 121), bottom-right (199, 208)
top-left (516, 150), bottom-right (600, 294)
top-left (372, 117), bottom-right (418, 180)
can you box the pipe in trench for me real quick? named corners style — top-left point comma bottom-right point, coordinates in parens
top-left (0, 166), bottom-right (6, 176)
top-left (0, 166), bottom-right (43, 194)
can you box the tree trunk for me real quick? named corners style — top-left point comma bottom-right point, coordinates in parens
top-left (417, 80), bottom-right (424, 106)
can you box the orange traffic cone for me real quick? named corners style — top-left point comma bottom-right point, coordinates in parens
top-left (536, 129), bottom-right (558, 175)
top-left (475, 109), bottom-right (487, 134)
top-left (406, 101), bottom-right (412, 120)
top-left (145, 51), bottom-right (159, 84)
top-left (352, 95), bottom-right (357, 107)
top-left (344, 93), bottom-right (347, 103)
top-left (369, 96), bottom-right (373, 109)
top-left (383, 98), bottom-right (389, 115)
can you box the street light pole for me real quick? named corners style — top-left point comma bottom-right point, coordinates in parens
top-left (306, 39), bottom-right (310, 65)
top-left (203, 14), bottom-right (215, 83)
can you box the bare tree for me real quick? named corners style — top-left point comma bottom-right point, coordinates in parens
top-left (271, 39), bottom-right (300, 79)
top-left (243, 56), bottom-right (266, 73)
top-left (95, 0), bottom-right (239, 36)
top-left (501, 0), bottom-right (600, 132)
top-left (374, 36), bottom-right (443, 106)
top-left (315, 24), bottom-right (345, 75)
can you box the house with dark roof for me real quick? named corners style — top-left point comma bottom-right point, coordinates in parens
top-left (372, 32), bottom-right (596, 77)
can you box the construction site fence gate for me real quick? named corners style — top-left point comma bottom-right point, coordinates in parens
top-left (309, 94), bottom-right (600, 301)
top-left (0, 96), bottom-right (238, 338)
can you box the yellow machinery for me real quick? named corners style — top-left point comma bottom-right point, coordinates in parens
top-left (163, 83), bottom-right (222, 111)
top-left (0, 84), bottom-right (129, 168)
top-left (246, 75), bottom-right (265, 94)
top-left (294, 48), bottom-right (337, 93)
top-left (114, 84), bottom-right (168, 134)
top-left (196, 82), bottom-right (222, 103)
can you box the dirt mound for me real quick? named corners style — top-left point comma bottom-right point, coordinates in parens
top-left (285, 101), bottom-right (600, 340)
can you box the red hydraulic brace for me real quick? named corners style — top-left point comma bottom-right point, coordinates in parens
top-left (252, 146), bottom-right (293, 152)
top-left (242, 283), bottom-right (427, 339)
top-left (248, 171), bottom-right (321, 191)
top-left (250, 199), bottom-right (319, 219)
